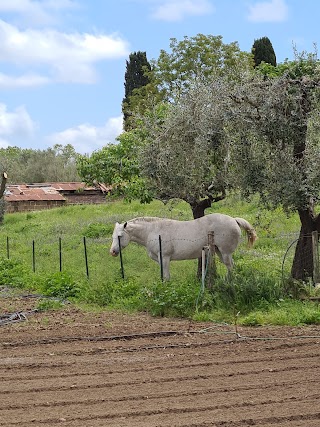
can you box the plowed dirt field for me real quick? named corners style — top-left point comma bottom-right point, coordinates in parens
top-left (1, 295), bottom-right (320, 426)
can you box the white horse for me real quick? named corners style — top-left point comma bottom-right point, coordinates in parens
top-left (110, 214), bottom-right (257, 281)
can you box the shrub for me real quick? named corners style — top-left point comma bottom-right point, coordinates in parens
top-left (0, 257), bottom-right (31, 288)
top-left (83, 223), bottom-right (113, 238)
top-left (141, 279), bottom-right (207, 317)
top-left (39, 272), bottom-right (81, 299)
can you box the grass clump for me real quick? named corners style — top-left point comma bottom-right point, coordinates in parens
top-left (39, 272), bottom-right (81, 299)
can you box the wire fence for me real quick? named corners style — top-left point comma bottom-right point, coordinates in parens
top-left (2, 231), bottom-right (318, 286)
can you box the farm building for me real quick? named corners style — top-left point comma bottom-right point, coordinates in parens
top-left (4, 182), bottom-right (110, 213)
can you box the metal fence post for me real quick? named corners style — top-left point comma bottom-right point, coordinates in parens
top-left (312, 231), bottom-right (319, 283)
top-left (83, 236), bottom-right (89, 279)
top-left (59, 237), bottom-right (62, 272)
top-left (32, 240), bottom-right (36, 273)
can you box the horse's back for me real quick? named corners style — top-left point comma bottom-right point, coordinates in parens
top-left (151, 213), bottom-right (240, 260)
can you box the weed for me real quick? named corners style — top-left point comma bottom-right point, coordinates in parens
top-left (37, 299), bottom-right (65, 311)
top-left (39, 272), bottom-right (81, 299)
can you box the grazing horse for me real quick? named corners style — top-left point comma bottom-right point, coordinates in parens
top-left (110, 214), bottom-right (257, 280)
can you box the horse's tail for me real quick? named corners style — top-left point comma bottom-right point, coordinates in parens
top-left (234, 217), bottom-right (257, 247)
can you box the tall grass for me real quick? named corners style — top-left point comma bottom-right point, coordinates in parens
top-left (0, 195), bottom-right (319, 325)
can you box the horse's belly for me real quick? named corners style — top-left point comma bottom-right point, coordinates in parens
top-left (169, 243), bottom-right (203, 260)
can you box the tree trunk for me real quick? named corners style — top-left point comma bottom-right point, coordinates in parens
top-left (291, 208), bottom-right (320, 281)
top-left (190, 198), bottom-right (212, 220)
top-left (189, 199), bottom-right (213, 278)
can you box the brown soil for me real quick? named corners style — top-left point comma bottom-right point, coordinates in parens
top-left (1, 293), bottom-right (320, 426)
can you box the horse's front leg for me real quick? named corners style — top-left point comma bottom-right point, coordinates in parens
top-left (148, 251), bottom-right (171, 281)
top-left (160, 256), bottom-right (170, 281)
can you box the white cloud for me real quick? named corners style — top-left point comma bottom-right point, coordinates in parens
top-left (247, 0), bottom-right (288, 22)
top-left (0, 103), bottom-right (36, 146)
top-left (0, 0), bottom-right (78, 26)
top-left (46, 116), bottom-right (123, 154)
top-left (0, 72), bottom-right (50, 88)
top-left (0, 20), bottom-right (130, 84)
top-left (150, 0), bottom-right (214, 22)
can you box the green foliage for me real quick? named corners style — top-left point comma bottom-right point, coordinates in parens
top-left (211, 270), bottom-right (283, 313)
top-left (36, 299), bottom-right (65, 311)
top-left (83, 223), bottom-right (113, 238)
top-left (0, 144), bottom-right (80, 183)
top-left (122, 51), bottom-right (152, 131)
top-left (154, 34), bottom-right (254, 99)
top-left (82, 278), bottom-right (143, 311)
top-left (242, 300), bottom-right (320, 326)
top-left (0, 258), bottom-right (32, 288)
top-left (77, 130), bottom-right (154, 203)
top-left (39, 272), bottom-right (81, 299)
top-left (141, 278), bottom-right (206, 317)
top-left (252, 36), bottom-right (277, 67)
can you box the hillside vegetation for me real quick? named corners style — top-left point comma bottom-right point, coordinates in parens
top-left (1, 195), bottom-right (320, 326)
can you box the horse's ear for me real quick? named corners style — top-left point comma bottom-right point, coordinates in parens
top-left (124, 222), bottom-right (127, 228)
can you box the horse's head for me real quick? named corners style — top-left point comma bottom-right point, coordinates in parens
top-left (110, 221), bottom-right (130, 256)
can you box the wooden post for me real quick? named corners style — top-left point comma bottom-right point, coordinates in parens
top-left (207, 231), bottom-right (216, 289)
top-left (312, 231), bottom-right (319, 284)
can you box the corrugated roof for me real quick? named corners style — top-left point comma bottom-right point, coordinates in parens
top-left (5, 185), bottom-right (65, 202)
top-left (5, 182), bottom-right (111, 203)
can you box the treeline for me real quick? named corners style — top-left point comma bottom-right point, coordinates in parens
top-left (0, 144), bottom-right (81, 183)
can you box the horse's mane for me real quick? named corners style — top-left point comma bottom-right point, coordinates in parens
top-left (128, 216), bottom-right (168, 224)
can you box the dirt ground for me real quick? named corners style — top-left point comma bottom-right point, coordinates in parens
top-left (1, 291), bottom-right (320, 427)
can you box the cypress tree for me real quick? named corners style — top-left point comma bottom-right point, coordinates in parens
top-left (122, 51), bottom-right (151, 131)
top-left (252, 36), bottom-right (277, 67)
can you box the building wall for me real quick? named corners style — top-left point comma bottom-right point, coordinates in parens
top-left (63, 192), bottom-right (107, 205)
top-left (5, 200), bottom-right (66, 213)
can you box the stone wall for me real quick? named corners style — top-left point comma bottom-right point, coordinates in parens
top-left (5, 200), bottom-right (66, 213)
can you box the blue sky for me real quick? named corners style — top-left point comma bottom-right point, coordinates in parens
top-left (0, 0), bottom-right (318, 154)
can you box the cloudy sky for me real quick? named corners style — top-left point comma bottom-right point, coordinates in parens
top-left (0, 0), bottom-right (317, 154)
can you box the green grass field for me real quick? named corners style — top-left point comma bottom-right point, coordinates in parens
top-left (1, 195), bottom-right (319, 325)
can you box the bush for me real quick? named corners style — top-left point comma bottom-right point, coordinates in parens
top-left (39, 272), bottom-right (81, 299)
top-left (0, 257), bottom-right (31, 288)
top-left (141, 279), bottom-right (208, 317)
top-left (83, 223), bottom-right (113, 238)
top-left (211, 269), bottom-right (283, 313)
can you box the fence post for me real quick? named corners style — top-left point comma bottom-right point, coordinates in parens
top-left (159, 235), bottom-right (163, 282)
top-left (312, 231), bottom-right (319, 284)
top-left (32, 240), bottom-right (36, 273)
top-left (83, 236), bottom-right (89, 279)
top-left (6, 236), bottom-right (9, 259)
top-left (207, 231), bottom-right (216, 289)
top-left (59, 237), bottom-right (62, 272)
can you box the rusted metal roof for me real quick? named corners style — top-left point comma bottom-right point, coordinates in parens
top-left (5, 182), bottom-right (111, 202)
top-left (5, 185), bottom-right (65, 202)
top-left (4, 182), bottom-right (111, 203)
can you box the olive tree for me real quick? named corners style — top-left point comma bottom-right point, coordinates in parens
top-left (225, 55), bottom-right (320, 281)
top-left (139, 81), bottom-right (229, 218)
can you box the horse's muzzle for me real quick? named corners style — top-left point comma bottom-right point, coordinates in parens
top-left (110, 249), bottom-right (119, 257)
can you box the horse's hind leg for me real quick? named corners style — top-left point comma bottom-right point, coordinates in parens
top-left (221, 253), bottom-right (234, 281)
